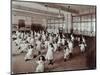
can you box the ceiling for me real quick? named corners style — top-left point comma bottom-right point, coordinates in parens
top-left (12, 1), bottom-right (96, 17)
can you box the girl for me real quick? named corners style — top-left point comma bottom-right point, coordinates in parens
top-left (71, 34), bottom-right (74, 42)
top-left (35, 56), bottom-right (45, 72)
top-left (27, 35), bottom-right (31, 43)
top-left (24, 45), bottom-right (33, 61)
top-left (29, 37), bottom-right (34, 46)
top-left (53, 41), bottom-right (58, 52)
top-left (42, 33), bottom-right (46, 42)
top-left (12, 38), bottom-right (20, 55)
top-left (35, 39), bottom-right (42, 55)
top-left (44, 39), bottom-right (49, 49)
top-left (45, 43), bottom-right (54, 65)
top-left (68, 40), bottom-right (73, 57)
top-left (19, 41), bottom-right (27, 53)
top-left (57, 37), bottom-right (61, 51)
top-left (82, 36), bottom-right (86, 44)
top-left (64, 46), bottom-right (70, 62)
top-left (61, 37), bottom-right (65, 46)
top-left (79, 42), bottom-right (87, 53)
top-left (12, 31), bottom-right (17, 40)
top-left (49, 34), bottom-right (53, 43)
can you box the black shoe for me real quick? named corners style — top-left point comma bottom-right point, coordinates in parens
top-left (64, 59), bottom-right (66, 62)
top-left (51, 62), bottom-right (54, 65)
top-left (48, 62), bottom-right (51, 65)
top-left (70, 53), bottom-right (72, 58)
top-left (38, 51), bottom-right (41, 55)
top-left (33, 55), bottom-right (37, 58)
top-left (25, 59), bottom-right (28, 62)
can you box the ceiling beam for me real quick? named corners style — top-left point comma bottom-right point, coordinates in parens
top-left (39, 3), bottom-right (79, 14)
top-left (12, 5), bottom-right (63, 17)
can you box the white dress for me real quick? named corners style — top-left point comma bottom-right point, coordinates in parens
top-left (37, 33), bottom-right (40, 39)
top-left (27, 37), bottom-right (31, 43)
top-left (36, 40), bottom-right (41, 50)
top-left (12, 40), bottom-right (20, 55)
top-left (36, 60), bottom-right (44, 72)
top-left (79, 43), bottom-right (86, 52)
top-left (64, 48), bottom-right (69, 59)
top-left (19, 42), bottom-right (24, 52)
top-left (23, 43), bottom-right (29, 52)
top-left (15, 38), bottom-right (21, 45)
top-left (71, 35), bottom-right (74, 42)
top-left (16, 31), bottom-right (20, 38)
top-left (35, 36), bottom-right (38, 41)
top-left (49, 36), bottom-right (53, 43)
top-left (45, 46), bottom-right (54, 60)
top-left (24, 48), bottom-right (33, 60)
top-left (82, 38), bottom-right (86, 44)
top-left (31, 31), bottom-right (33, 37)
top-left (12, 34), bottom-right (17, 39)
top-left (29, 38), bottom-right (34, 46)
top-left (61, 38), bottom-right (65, 45)
top-left (42, 34), bottom-right (46, 41)
top-left (68, 41), bottom-right (73, 53)
top-left (44, 41), bottom-right (48, 49)
top-left (53, 43), bottom-right (57, 52)
top-left (57, 38), bottom-right (61, 47)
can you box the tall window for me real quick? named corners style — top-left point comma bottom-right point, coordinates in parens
top-left (72, 13), bottom-right (96, 36)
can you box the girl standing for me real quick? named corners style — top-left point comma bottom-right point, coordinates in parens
top-left (79, 42), bottom-right (87, 53)
top-left (68, 40), bottom-right (73, 57)
top-left (35, 56), bottom-right (45, 72)
top-left (64, 46), bottom-right (70, 62)
top-left (45, 43), bottom-right (54, 65)
top-left (24, 45), bottom-right (33, 61)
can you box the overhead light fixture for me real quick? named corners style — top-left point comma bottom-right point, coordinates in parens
top-left (68, 6), bottom-right (70, 9)
top-left (58, 8), bottom-right (61, 18)
top-left (58, 8), bottom-right (65, 20)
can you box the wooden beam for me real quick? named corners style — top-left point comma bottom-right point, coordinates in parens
top-left (41, 3), bottom-right (79, 14)
top-left (12, 5), bottom-right (61, 17)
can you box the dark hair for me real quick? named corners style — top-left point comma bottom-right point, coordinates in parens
top-left (39, 56), bottom-right (45, 61)
top-left (50, 43), bottom-right (54, 48)
top-left (28, 45), bottom-right (33, 48)
top-left (64, 46), bottom-right (66, 49)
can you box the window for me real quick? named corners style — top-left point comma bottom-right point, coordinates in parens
top-left (72, 14), bottom-right (96, 36)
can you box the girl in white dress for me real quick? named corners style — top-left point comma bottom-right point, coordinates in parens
top-left (82, 36), bottom-right (86, 44)
top-left (68, 40), bottom-right (73, 57)
top-left (18, 41), bottom-right (26, 53)
top-left (79, 42), bottom-right (87, 53)
top-left (57, 37), bottom-right (61, 51)
top-left (53, 41), bottom-right (58, 52)
top-left (36, 39), bottom-right (42, 55)
top-left (35, 56), bottom-right (45, 72)
top-left (49, 34), bottom-right (53, 43)
top-left (16, 31), bottom-right (21, 38)
top-left (27, 35), bottom-right (31, 43)
top-left (24, 45), bottom-right (33, 61)
top-left (29, 37), bottom-right (34, 46)
top-left (14, 37), bottom-right (21, 46)
top-left (64, 46), bottom-right (70, 62)
top-left (42, 34), bottom-right (46, 42)
top-left (30, 30), bottom-right (33, 38)
top-left (71, 34), bottom-right (74, 42)
top-left (61, 37), bottom-right (65, 46)
top-left (12, 38), bottom-right (20, 55)
top-left (12, 32), bottom-right (17, 39)
top-left (45, 43), bottom-right (54, 65)
top-left (44, 39), bottom-right (49, 49)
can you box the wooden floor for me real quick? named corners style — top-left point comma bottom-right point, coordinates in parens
top-left (11, 37), bottom-right (96, 74)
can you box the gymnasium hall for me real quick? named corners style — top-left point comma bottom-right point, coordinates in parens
top-left (11, 1), bottom-right (96, 74)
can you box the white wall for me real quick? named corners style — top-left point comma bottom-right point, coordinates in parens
top-left (12, 13), bottom-right (47, 27)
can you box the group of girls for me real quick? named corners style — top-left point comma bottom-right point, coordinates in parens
top-left (12, 30), bottom-right (87, 72)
